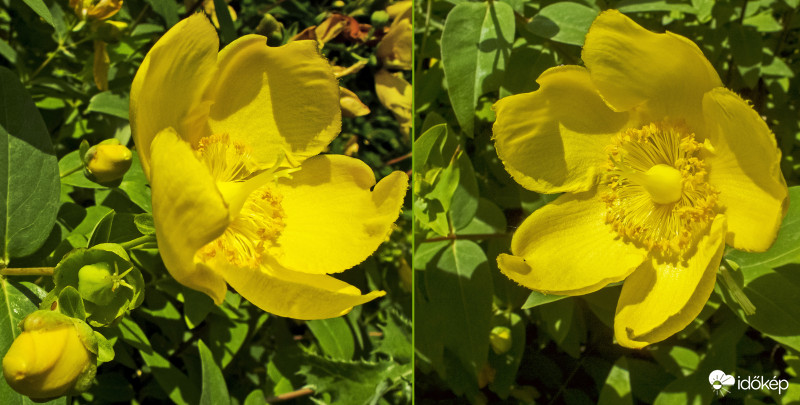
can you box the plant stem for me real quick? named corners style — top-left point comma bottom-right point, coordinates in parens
top-left (60, 164), bottom-right (83, 178)
top-left (265, 388), bottom-right (314, 403)
top-left (1, 267), bottom-right (55, 276)
top-left (119, 235), bottom-right (157, 250)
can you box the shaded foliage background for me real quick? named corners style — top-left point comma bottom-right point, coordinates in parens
top-left (413, 0), bottom-right (800, 404)
top-left (0, 0), bottom-right (411, 404)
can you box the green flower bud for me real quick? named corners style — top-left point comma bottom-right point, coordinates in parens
top-left (78, 262), bottom-right (116, 306)
top-left (489, 326), bottom-right (512, 355)
top-left (371, 10), bottom-right (390, 28)
top-left (2, 311), bottom-right (96, 400)
top-left (255, 14), bottom-right (283, 43)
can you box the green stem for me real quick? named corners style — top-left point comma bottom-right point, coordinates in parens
top-left (119, 235), bottom-right (157, 250)
top-left (60, 164), bottom-right (83, 178)
top-left (1, 267), bottom-right (55, 276)
top-left (423, 233), bottom-right (509, 243)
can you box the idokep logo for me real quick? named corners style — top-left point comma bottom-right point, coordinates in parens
top-left (708, 370), bottom-right (790, 397)
top-left (709, 370), bottom-right (735, 396)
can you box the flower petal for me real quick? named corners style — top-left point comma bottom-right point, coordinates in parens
top-left (205, 37), bottom-right (341, 168)
top-left (497, 189), bottom-right (646, 295)
top-left (614, 215), bottom-right (726, 348)
top-left (702, 88), bottom-right (788, 252)
top-left (582, 10), bottom-right (721, 119)
top-left (130, 14), bottom-right (218, 177)
top-left (274, 155), bottom-right (407, 274)
top-left (219, 258), bottom-right (385, 319)
top-left (492, 65), bottom-right (629, 194)
top-left (150, 128), bottom-right (229, 304)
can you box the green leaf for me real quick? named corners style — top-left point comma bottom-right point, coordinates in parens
top-left (460, 198), bottom-right (506, 235)
top-left (59, 150), bottom-right (105, 189)
top-left (307, 317), bottom-right (356, 360)
top-left (21, 0), bottom-right (55, 28)
top-left (522, 290), bottom-right (568, 309)
top-left (134, 213), bottom-right (155, 235)
top-left (0, 280), bottom-right (63, 405)
top-left (88, 210), bottom-right (142, 247)
top-left (57, 286), bottom-right (86, 320)
top-left (212, 0), bottom-right (236, 44)
top-left (145, 0), bottom-right (179, 27)
top-left (0, 67), bottom-right (60, 262)
top-left (488, 312), bottom-right (525, 399)
top-left (598, 357), bottom-right (633, 405)
top-left (450, 153), bottom-right (479, 230)
top-left (540, 298), bottom-right (574, 345)
top-left (743, 11), bottom-right (783, 32)
top-left (199, 340), bottom-right (230, 405)
top-left (527, 3), bottom-right (599, 46)
top-left (421, 240), bottom-right (493, 385)
top-left (298, 354), bottom-right (409, 405)
top-left (0, 39), bottom-right (17, 64)
top-left (441, 1), bottom-right (514, 136)
top-left (86, 92), bottom-right (130, 120)
top-left (182, 286), bottom-right (215, 329)
top-left (616, 0), bottom-right (696, 14)
top-left (372, 310), bottom-right (412, 363)
top-left (118, 154), bottom-right (152, 213)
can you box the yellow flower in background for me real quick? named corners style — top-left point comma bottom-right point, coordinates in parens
top-left (375, 69), bottom-right (412, 137)
top-left (70, 0), bottom-right (122, 21)
top-left (492, 10), bottom-right (788, 348)
top-left (377, 1), bottom-right (412, 70)
top-left (130, 15), bottom-right (407, 319)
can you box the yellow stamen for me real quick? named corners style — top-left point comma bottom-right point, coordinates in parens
top-left (194, 135), bottom-right (288, 268)
top-left (602, 122), bottom-right (718, 256)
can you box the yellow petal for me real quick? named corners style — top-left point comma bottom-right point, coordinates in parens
top-left (130, 14), bottom-right (218, 178)
top-left (340, 87), bottom-right (370, 118)
top-left (582, 10), bottom-right (721, 119)
top-left (92, 40), bottom-right (109, 91)
top-left (376, 19), bottom-right (412, 70)
top-left (205, 37), bottom-right (341, 168)
top-left (614, 215), bottom-right (726, 348)
top-left (386, 1), bottom-right (412, 21)
top-left (219, 257), bottom-right (385, 319)
top-left (492, 65), bottom-right (629, 194)
top-left (702, 88), bottom-right (788, 252)
top-left (375, 69), bottom-right (412, 136)
top-left (497, 189), bottom-right (646, 295)
top-left (274, 154), bottom-right (407, 274)
top-left (150, 128), bottom-right (230, 304)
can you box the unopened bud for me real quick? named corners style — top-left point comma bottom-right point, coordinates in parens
top-left (84, 142), bottom-right (132, 183)
top-left (78, 263), bottom-right (116, 306)
top-left (490, 326), bottom-right (512, 355)
top-left (2, 311), bottom-right (96, 400)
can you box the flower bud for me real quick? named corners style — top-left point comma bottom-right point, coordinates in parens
top-left (2, 311), bottom-right (95, 400)
top-left (84, 142), bottom-right (132, 183)
top-left (70, 0), bottom-right (123, 21)
top-left (78, 262), bottom-right (116, 306)
top-left (489, 326), bottom-right (512, 355)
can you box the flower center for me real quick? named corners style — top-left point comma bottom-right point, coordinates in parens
top-left (602, 122), bottom-right (718, 255)
top-left (194, 134), bottom-right (287, 268)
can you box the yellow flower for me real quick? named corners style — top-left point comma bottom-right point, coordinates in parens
top-left (375, 69), bottom-right (412, 137)
top-left (130, 15), bottom-right (407, 319)
top-left (70, 0), bottom-right (122, 21)
top-left (376, 1), bottom-right (412, 70)
top-left (3, 311), bottom-right (95, 399)
top-left (492, 10), bottom-right (788, 348)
